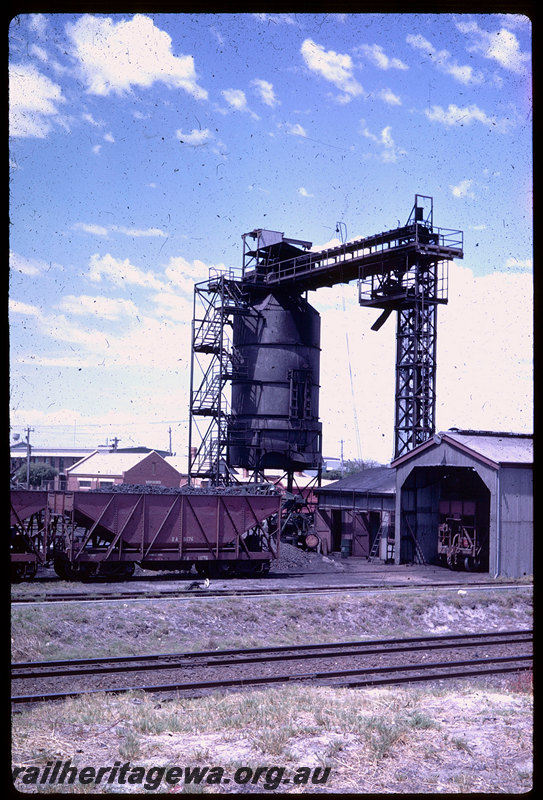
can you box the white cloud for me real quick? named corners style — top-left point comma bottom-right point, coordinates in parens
top-left (358, 43), bottom-right (408, 71)
top-left (11, 295), bottom-right (191, 372)
top-left (150, 292), bottom-right (194, 322)
top-left (378, 88), bottom-right (401, 106)
top-left (456, 19), bottom-right (531, 74)
top-left (73, 222), bottom-right (167, 238)
top-left (247, 183), bottom-right (271, 195)
top-left (9, 62), bottom-right (66, 138)
top-left (176, 128), bottom-right (213, 145)
top-left (315, 262), bottom-right (533, 461)
top-left (10, 251), bottom-right (45, 276)
top-left (65, 14), bottom-right (208, 99)
top-left (221, 88), bottom-right (260, 119)
top-left (9, 298), bottom-right (42, 316)
top-left (29, 44), bottom-right (48, 63)
top-left (504, 257), bottom-right (532, 271)
top-left (298, 187), bottom-right (313, 198)
top-left (285, 122), bottom-right (307, 137)
top-left (451, 179), bottom-right (475, 199)
top-left (251, 78), bottom-right (279, 107)
top-left (82, 112), bottom-right (103, 127)
top-left (253, 13), bottom-right (297, 26)
top-left (360, 123), bottom-right (406, 162)
top-left (425, 103), bottom-right (514, 132)
top-left (316, 291), bottom-right (395, 462)
top-left (113, 226), bottom-right (167, 238)
top-left (406, 33), bottom-right (485, 85)
top-left (73, 222), bottom-right (110, 236)
top-left (88, 253), bottom-right (165, 290)
top-left (58, 294), bottom-right (139, 320)
top-left (437, 264), bottom-right (533, 432)
top-left (301, 38), bottom-right (363, 101)
top-left (164, 255), bottom-right (219, 293)
top-left (28, 13), bottom-right (48, 38)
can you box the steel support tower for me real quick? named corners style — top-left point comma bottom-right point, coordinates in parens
top-left (188, 272), bottom-right (247, 484)
top-left (188, 195), bottom-right (463, 481)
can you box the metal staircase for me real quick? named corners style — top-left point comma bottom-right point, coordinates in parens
top-left (189, 272), bottom-right (249, 483)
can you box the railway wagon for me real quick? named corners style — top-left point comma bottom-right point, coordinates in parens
top-left (10, 488), bottom-right (282, 580)
top-left (10, 490), bottom-right (48, 581)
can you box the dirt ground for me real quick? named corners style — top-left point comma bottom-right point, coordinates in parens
top-left (11, 555), bottom-right (533, 794)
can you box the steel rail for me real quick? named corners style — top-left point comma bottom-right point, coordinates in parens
top-left (11, 654), bottom-right (532, 704)
top-left (10, 580), bottom-right (529, 605)
top-left (11, 630), bottom-right (533, 679)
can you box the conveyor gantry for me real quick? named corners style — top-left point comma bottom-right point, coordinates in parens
top-left (241, 220), bottom-right (463, 295)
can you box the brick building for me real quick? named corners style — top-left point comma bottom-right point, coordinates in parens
top-left (65, 450), bottom-right (182, 490)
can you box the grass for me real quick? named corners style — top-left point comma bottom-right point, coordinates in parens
top-left (11, 679), bottom-right (533, 794)
top-left (11, 588), bottom-right (533, 793)
top-left (11, 588), bottom-right (532, 663)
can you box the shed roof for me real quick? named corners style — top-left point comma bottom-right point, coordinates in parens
top-left (10, 444), bottom-right (95, 458)
top-left (444, 430), bottom-right (533, 465)
top-left (392, 429), bottom-right (533, 469)
top-left (315, 465), bottom-right (396, 495)
top-left (66, 450), bottom-right (165, 477)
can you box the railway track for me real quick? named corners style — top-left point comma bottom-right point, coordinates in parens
top-left (10, 580), bottom-right (528, 605)
top-left (12, 629), bottom-right (532, 704)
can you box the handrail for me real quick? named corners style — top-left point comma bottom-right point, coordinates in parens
top-left (241, 223), bottom-right (463, 290)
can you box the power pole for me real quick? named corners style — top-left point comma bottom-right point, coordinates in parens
top-left (25, 426), bottom-right (34, 489)
top-left (168, 426), bottom-right (172, 456)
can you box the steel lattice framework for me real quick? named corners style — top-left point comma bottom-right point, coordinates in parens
top-left (188, 195), bottom-right (463, 481)
top-left (394, 292), bottom-right (439, 456)
top-left (188, 273), bottom-right (247, 484)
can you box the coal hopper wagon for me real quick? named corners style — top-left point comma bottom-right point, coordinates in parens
top-left (10, 487), bottom-right (281, 581)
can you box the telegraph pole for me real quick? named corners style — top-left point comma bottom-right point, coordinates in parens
top-left (25, 426), bottom-right (34, 489)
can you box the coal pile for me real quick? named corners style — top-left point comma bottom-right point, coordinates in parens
top-left (271, 541), bottom-right (345, 572)
top-left (90, 483), bottom-right (280, 496)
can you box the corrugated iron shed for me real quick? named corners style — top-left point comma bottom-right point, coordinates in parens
top-left (316, 466), bottom-right (396, 496)
top-left (392, 429), bottom-right (533, 578)
top-left (391, 429), bottom-right (533, 468)
top-left (440, 430), bottom-right (533, 466)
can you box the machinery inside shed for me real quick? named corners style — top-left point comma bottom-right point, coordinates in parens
top-left (399, 466), bottom-right (490, 571)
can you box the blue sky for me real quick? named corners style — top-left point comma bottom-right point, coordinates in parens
top-left (9, 12), bottom-right (533, 464)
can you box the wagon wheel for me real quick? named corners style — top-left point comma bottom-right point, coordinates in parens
top-left (464, 555), bottom-right (480, 572)
top-left (53, 558), bottom-right (77, 581)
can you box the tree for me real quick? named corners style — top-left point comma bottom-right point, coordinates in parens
top-left (322, 458), bottom-right (384, 480)
top-left (15, 463), bottom-right (58, 487)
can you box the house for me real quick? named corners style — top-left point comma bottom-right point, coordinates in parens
top-left (65, 450), bottom-right (182, 490)
top-left (10, 443), bottom-right (96, 490)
